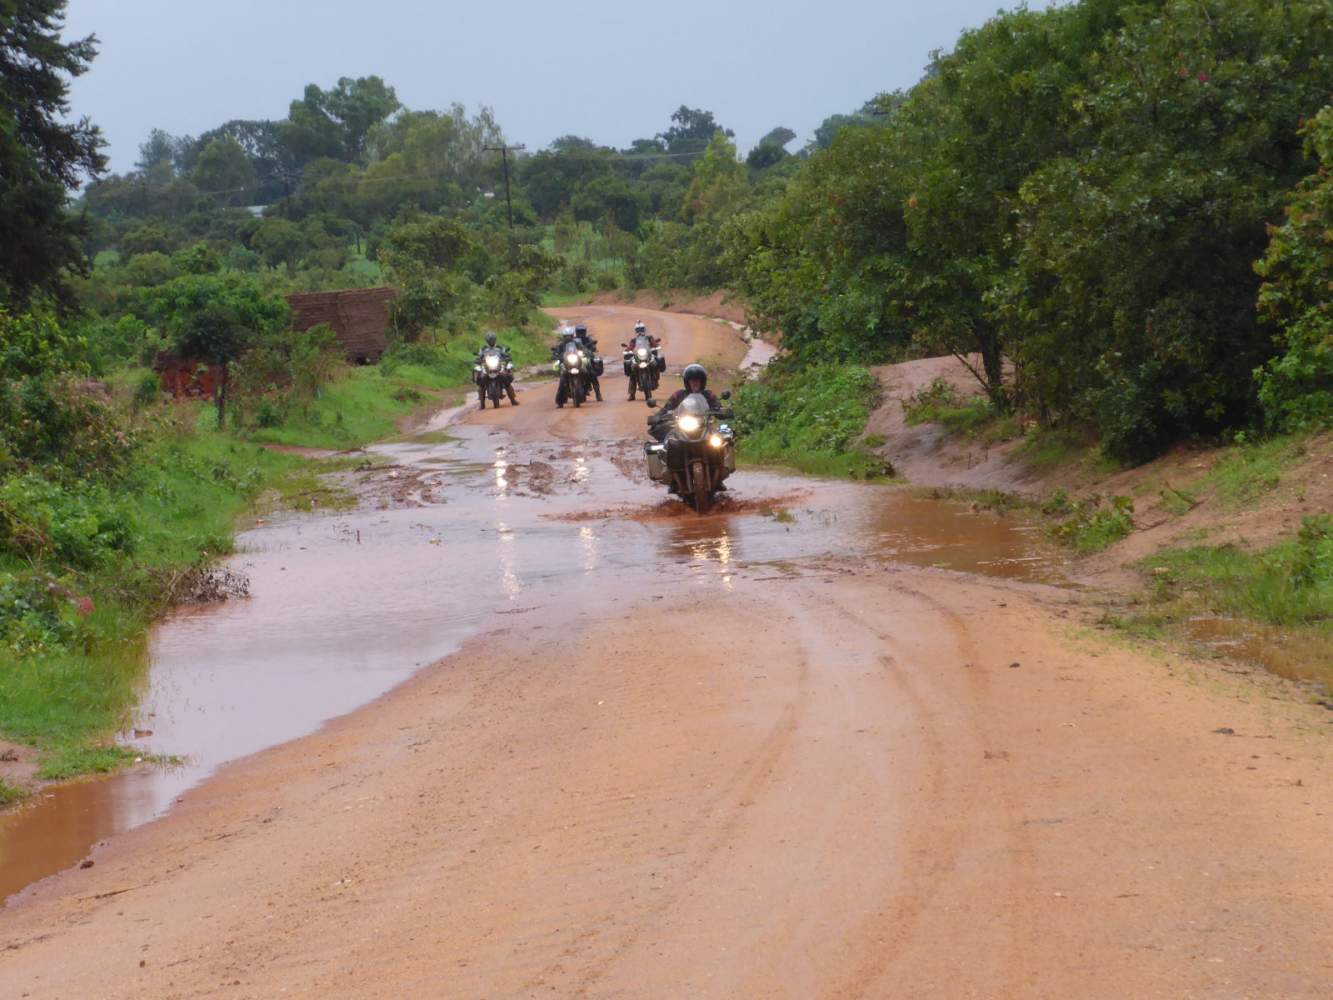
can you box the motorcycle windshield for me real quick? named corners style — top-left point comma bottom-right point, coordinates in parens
top-left (674, 393), bottom-right (710, 441)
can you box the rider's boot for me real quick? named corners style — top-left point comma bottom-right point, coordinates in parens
top-left (592, 378), bottom-right (603, 402)
top-left (506, 384), bottom-right (519, 405)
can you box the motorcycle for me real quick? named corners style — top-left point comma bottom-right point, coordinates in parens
top-left (622, 335), bottom-right (663, 401)
top-left (553, 339), bottom-right (592, 408)
top-left (473, 347), bottom-right (515, 408)
top-left (644, 391), bottom-right (736, 513)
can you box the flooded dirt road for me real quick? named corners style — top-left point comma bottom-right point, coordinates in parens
top-left (2, 307), bottom-right (1330, 998)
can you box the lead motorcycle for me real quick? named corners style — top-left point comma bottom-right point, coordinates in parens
top-left (473, 346), bottom-right (515, 408)
top-left (552, 338), bottom-right (591, 407)
top-left (622, 334), bottom-right (663, 401)
top-left (644, 391), bottom-right (736, 513)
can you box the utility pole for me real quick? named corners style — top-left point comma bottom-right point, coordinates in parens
top-left (484, 144), bottom-right (526, 229)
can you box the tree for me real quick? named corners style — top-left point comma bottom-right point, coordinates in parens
top-left (250, 217), bottom-right (305, 272)
top-left (1255, 107), bottom-right (1333, 431)
top-left (379, 217), bottom-right (476, 340)
top-left (191, 138), bottom-right (256, 206)
top-left (136, 128), bottom-right (182, 174)
top-left (758, 126), bottom-right (796, 151)
top-left (149, 274), bottom-right (288, 426)
top-left (279, 76), bottom-right (400, 166)
top-left (0, 0), bottom-right (106, 304)
top-left (658, 106), bottom-right (733, 155)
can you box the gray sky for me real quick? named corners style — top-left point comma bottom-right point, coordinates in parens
top-left (64, 0), bottom-right (1042, 174)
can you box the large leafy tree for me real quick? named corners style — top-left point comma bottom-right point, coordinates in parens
top-left (279, 76), bottom-right (401, 166)
top-left (149, 274), bottom-right (289, 426)
top-left (0, 0), bottom-right (106, 304)
top-left (657, 106), bottom-right (733, 155)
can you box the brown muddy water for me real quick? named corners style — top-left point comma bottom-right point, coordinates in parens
top-left (0, 413), bottom-right (1061, 904)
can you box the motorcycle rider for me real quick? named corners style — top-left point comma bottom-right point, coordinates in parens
top-left (625, 321), bottom-right (662, 401)
top-left (649, 364), bottom-right (720, 442)
top-left (574, 323), bottom-right (603, 402)
top-left (476, 330), bottom-right (518, 406)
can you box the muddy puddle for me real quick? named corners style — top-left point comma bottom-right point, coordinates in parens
top-left (1, 412), bottom-right (1060, 904)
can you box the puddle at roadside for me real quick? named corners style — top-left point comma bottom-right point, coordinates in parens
top-left (0, 420), bottom-right (1060, 904)
top-left (1184, 616), bottom-right (1333, 686)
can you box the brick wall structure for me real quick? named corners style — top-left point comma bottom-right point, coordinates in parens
top-left (286, 287), bottom-right (399, 363)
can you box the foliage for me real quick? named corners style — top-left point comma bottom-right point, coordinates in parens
top-left (1255, 108), bottom-right (1333, 431)
top-left (0, 0), bottom-right (106, 304)
top-left (147, 273), bottom-right (289, 425)
top-left (724, 0), bottom-right (1333, 459)
top-left (1044, 492), bottom-right (1135, 553)
top-left (732, 364), bottom-right (887, 477)
top-left (1146, 515), bottom-right (1333, 629)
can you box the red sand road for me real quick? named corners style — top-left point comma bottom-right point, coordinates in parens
top-left (1, 307), bottom-right (1330, 999)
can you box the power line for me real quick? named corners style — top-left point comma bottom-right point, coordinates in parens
top-left (483, 143), bottom-right (526, 229)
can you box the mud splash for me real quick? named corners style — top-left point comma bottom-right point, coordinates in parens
top-left (1, 403), bottom-right (1060, 904)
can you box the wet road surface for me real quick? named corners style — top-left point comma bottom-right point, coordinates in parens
top-left (1, 307), bottom-right (1054, 902)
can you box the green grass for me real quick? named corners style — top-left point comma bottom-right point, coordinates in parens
top-left (0, 778), bottom-right (29, 808)
top-left (1198, 435), bottom-right (1307, 508)
top-left (246, 325), bottom-right (552, 450)
top-left (901, 378), bottom-right (1021, 444)
top-left (0, 415), bottom-right (305, 778)
top-left (1041, 490), bottom-right (1135, 553)
top-left (1118, 515), bottom-right (1333, 688)
top-left (541, 290), bottom-right (593, 307)
top-left (733, 363), bottom-right (892, 480)
top-left (37, 745), bottom-right (158, 781)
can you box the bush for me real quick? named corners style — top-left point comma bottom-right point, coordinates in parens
top-left (733, 363), bottom-right (885, 476)
top-left (0, 375), bottom-right (138, 481)
top-left (0, 572), bottom-right (77, 656)
top-left (1255, 108), bottom-right (1333, 432)
top-left (0, 474), bottom-right (135, 568)
top-left (133, 371), bottom-right (162, 408)
top-left (1046, 494), bottom-right (1135, 553)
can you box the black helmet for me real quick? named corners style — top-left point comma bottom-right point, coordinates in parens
top-left (682, 364), bottom-right (707, 390)
top-left (574, 324), bottom-right (588, 336)
top-left (484, 331), bottom-right (497, 347)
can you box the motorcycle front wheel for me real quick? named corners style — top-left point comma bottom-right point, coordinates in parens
top-left (690, 459), bottom-right (711, 513)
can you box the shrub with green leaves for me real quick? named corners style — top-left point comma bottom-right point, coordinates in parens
top-left (1255, 107), bottom-right (1333, 432)
top-left (1046, 494), bottom-right (1135, 553)
top-left (0, 474), bottom-right (134, 568)
top-left (0, 572), bottom-right (76, 656)
top-left (732, 363), bottom-right (885, 476)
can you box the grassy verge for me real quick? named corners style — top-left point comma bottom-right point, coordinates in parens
top-left (245, 324), bottom-right (552, 449)
top-left (902, 377), bottom-right (1021, 444)
top-left (540, 290), bottom-right (593, 308)
top-left (1106, 515), bottom-right (1333, 691)
top-left (1, 325), bottom-right (554, 794)
top-left (0, 412), bottom-right (308, 781)
top-left (0, 779), bottom-right (29, 807)
top-left (732, 363), bottom-right (893, 480)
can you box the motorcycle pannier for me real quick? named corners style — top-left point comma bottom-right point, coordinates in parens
top-left (592, 356), bottom-right (605, 377)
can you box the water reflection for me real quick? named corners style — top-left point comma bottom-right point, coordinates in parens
top-left (2, 424), bottom-right (1059, 905)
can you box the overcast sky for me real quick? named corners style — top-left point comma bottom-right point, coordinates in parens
top-left (63, 0), bottom-right (1043, 173)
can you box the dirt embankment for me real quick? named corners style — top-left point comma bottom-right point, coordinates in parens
top-left (864, 355), bottom-right (1333, 581)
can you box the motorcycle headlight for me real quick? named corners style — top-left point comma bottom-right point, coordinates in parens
top-left (485, 355), bottom-right (500, 370)
top-left (565, 352), bottom-right (580, 367)
top-left (709, 434), bottom-right (724, 449)
top-left (677, 415), bottom-right (702, 434)
top-left (638, 362), bottom-right (648, 368)
top-left (636, 348), bottom-right (649, 359)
